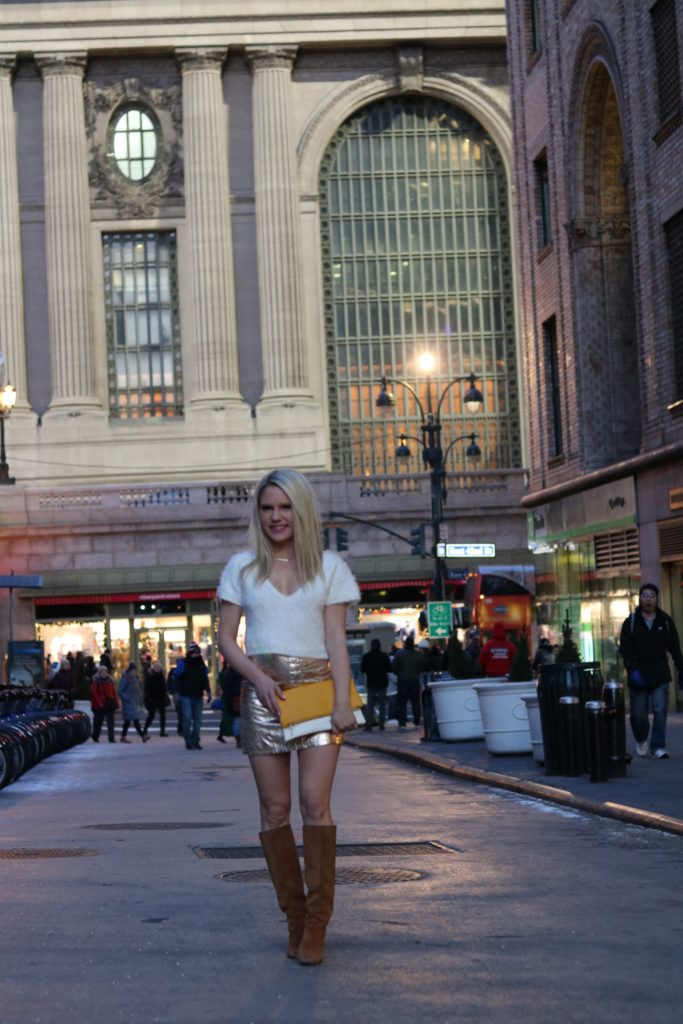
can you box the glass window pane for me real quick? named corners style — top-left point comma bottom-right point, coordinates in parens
top-left (111, 106), bottom-right (159, 181)
top-left (321, 96), bottom-right (518, 473)
top-left (103, 231), bottom-right (182, 419)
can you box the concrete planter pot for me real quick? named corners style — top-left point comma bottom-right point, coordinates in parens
top-left (521, 692), bottom-right (544, 764)
top-left (472, 680), bottom-right (536, 755)
top-left (428, 676), bottom-right (489, 741)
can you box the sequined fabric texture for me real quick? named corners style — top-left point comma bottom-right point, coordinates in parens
top-left (240, 654), bottom-right (344, 755)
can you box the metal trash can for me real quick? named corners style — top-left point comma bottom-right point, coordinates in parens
top-left (559, 695), bottom-right (581, 776)
top-left (585, 700), bottom-right (608, 783)
top-left (602, 681), bottom-right (631, 778)
top-left (537, 662), bottom-right (604, 775)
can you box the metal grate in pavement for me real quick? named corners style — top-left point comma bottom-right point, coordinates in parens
top-left (218, 866), bottom-right (427, 884)
top-left (84, 822), bottom-right (226, 831)
top-left (0, 848), bottom-right (99, 859)
top-left (195, 840), bottom-right (456, 860)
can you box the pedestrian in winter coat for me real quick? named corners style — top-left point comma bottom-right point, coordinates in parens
top-left (176, 643), bottom-right (211, 750)
top-left (360, 639), bottom-right (392, 730)
top-left (90, 664), bottom-right (119, 743)
top-left (479, 623), bottom-right (517, 678)
top-left (117, 664), bottom-right (150, 743)
top-left (619, 582), bottom-right (683, 759)
top-left (462, 628), bottom-right (483, 677)
top-left (217, 658), bottom-right (242, 746)
top-left (50, 658), bottom-right (75, 703)
top-left (444, 634), bottom-right (473, 679)
top-left (532, 637), bottom-right (556, 676)
top-left (143, 661), bottom-right (169, 737)
top-left (392, 636), bottom-right (425, 728)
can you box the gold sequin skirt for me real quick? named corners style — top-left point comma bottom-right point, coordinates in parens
top-left (241, 653), bottom-right (344, 756)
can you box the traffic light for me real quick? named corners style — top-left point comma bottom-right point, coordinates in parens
top-left (410, 524), bottom-right (425, 556)
top-left (323, 527), bottom-right (330, 550)
top-left (336, 527), bottom-right (349, 552)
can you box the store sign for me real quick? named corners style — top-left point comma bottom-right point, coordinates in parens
top-left (428, 601), bottom-right (452, 638)
top-left (436, 543), bottom-right (496, 558)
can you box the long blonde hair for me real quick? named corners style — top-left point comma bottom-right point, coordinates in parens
top-left (243, 469), bottom-right (323, 585)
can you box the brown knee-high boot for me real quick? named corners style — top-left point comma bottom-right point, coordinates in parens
top-left (297, 824), bottom-right (336, 966)
top-left (259, 825), bottom-right (306, 958)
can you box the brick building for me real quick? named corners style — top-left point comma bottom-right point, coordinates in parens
top-left (506, 0), bottom-right (683, 675)
top-left (0, 2), bottom-right (529, 680)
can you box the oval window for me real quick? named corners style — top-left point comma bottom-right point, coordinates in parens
top-left (110, 106), bottom-right (159, 181)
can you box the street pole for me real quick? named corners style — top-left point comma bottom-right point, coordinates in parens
top-left (0, 415), bottom-right (14, 485)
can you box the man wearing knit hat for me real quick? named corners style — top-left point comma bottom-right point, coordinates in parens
top-left (619, 583), bottom-right (683, 759)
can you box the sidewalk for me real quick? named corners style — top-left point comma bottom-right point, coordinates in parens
top-left (347, 712), bottom-right (683, 838)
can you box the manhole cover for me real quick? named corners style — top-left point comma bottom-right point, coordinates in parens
top-left (84, 822), bottom-right (226, 831)
top-left (218, 866), bottom-right (426, 884)
top-left (0, 848), bottom-right (99, 859)
top-left (195, 840), bottom-right (456, 859)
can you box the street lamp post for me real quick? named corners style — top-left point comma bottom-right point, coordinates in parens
top-left (0, 383), bottom-right (17, 485)
top-left (376, 356), bottom-right (483, 601)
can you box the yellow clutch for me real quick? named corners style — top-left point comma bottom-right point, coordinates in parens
top-left (277, 678), bottom-right (365, 741)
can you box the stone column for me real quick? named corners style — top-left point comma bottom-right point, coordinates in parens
top-left (177, 47), bottom-right (243, 408)
top-left (0, 56), bottom-right (31, 414)
top-left (246, 46), bottom-right (311, 402)
top-left (37, 53), bottom-right (101, 416)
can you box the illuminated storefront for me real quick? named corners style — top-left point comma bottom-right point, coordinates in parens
top-left (35, 590), bottom-right (217, 684)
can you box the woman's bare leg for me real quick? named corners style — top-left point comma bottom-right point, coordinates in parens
top-left (249, 753), bottom-right (292, 830)
top-left (297, 744), bottom-right (341, 825)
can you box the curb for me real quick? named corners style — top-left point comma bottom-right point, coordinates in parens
top-left (346, 736), bottom-right (683, 839)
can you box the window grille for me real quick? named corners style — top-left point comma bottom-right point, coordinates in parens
top-left (527, 0), bottom-right (541, 57)
top-left (102, 231), bottom-right (183, 419)
top-left (534, 152), bottom-right (551, 248)
top-left (594, 529), bottom-right (640, 572)
top-left (652, 0), bottom-right (682, 127)
top-left (664, 209), bottom-right (683, 399)
top-left (319, 96), bottom-right (520, 476)
top-left (543, 316), bottom-right (562, 457)
top-left (109, 106), bottom-right (159, 182)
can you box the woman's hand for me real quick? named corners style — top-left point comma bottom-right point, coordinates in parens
top-left (253, 667), bottom-right (286, 717)
top-left (331, 704), bottom-right (357, 735)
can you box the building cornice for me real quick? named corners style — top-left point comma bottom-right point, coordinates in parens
top-left (522, 442), bottom-right (683, 509)
top-left (0, 2), bottom-right (506, 52)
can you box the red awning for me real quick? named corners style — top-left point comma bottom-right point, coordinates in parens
top-left (34, 590), bottom-right (216, 606)
top-left (358, 579), bottom-right (433, 590)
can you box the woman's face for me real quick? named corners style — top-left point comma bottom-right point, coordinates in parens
top-left (259, 484), bottom-right (294, 547)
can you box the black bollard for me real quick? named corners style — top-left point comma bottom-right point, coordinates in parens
top-left (559, 695), bottom-right (581, 776)
top-left (602, 681), bottom-right (631, 777)
top-left (585, 700), bottom-right (608, 783)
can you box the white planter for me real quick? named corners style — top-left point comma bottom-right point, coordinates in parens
top-left (521, 692), bottom-right (544, 765)
top-left (429, 676), bottom-right (486, 741)
top-left (472, 680), bottom-right (536, 755)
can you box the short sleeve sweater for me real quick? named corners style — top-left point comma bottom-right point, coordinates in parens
top-left (217, 549), bottom-right (360, 658)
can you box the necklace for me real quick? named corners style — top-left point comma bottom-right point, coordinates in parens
top-left (276, 557), bottom-right (290, 562)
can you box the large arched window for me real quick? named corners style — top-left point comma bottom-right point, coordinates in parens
top-left (570, 63), bottom-right (639, 466)
top-left (320, 96), bottom-right (520, 475)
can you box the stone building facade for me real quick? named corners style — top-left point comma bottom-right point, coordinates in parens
top-left (507, 0), bottom-right (683, 674)
top-left (0, 2), bottom-right (529, 677)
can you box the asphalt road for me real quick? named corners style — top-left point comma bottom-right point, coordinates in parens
top-left (2, 726), bottom-right (682, 1024)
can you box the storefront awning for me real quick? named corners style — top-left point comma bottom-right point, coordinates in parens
top-left (34, 589), bottom-right (215, 606)
top-left (358, 579), bottom-right (433, 590)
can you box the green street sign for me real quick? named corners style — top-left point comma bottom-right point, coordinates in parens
top-left (427, 601), bottom-right (452, 638)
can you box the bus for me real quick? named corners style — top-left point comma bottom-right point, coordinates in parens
top-left (459, 572), bottom-right (534, 640)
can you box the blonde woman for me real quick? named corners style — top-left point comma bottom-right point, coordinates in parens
top-left (217, 469), bottom-right (359, 966)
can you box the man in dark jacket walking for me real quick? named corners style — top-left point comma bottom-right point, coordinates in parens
top-left (176, 643), bottom-right (211, 750)
top-left (619, 583), bottom-right (683, 759)
top-left (392, 636), bottom-right (425, 729)
top-left (360, 638), bottom-right (392, 731)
